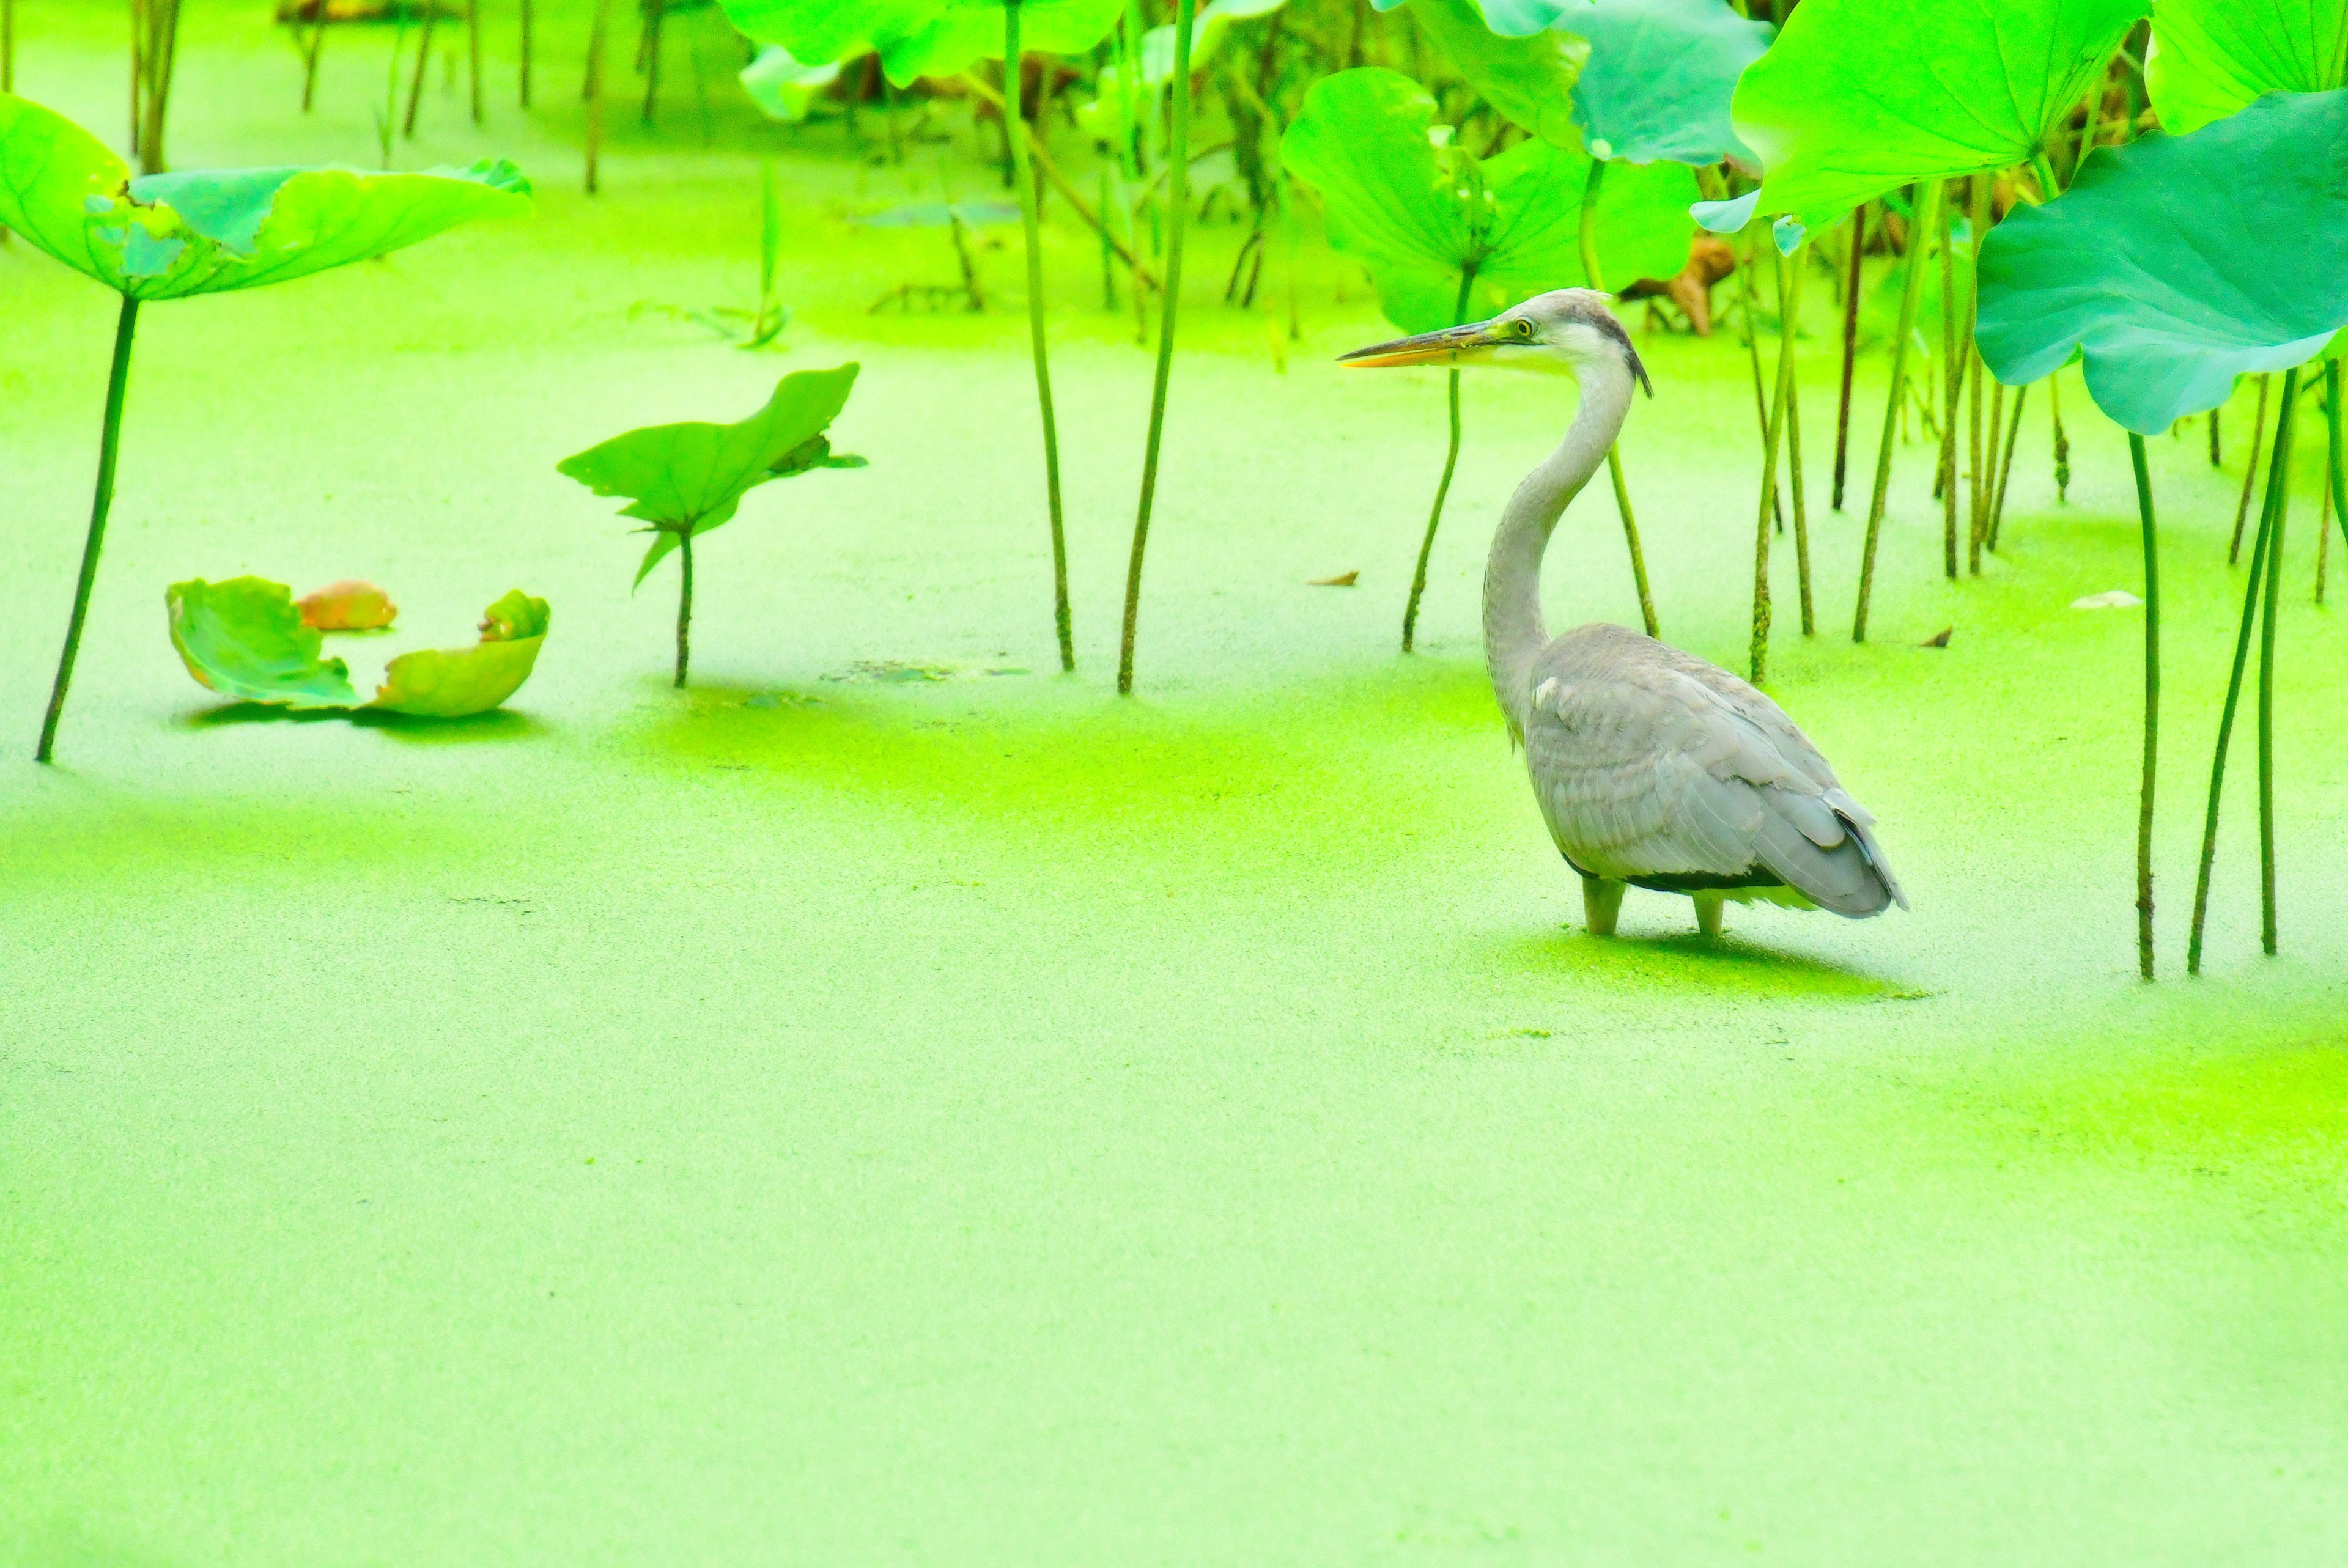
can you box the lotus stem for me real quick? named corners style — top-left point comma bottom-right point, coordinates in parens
top-left (2328, 361), bottom-right (2348, 591)
top-left (2258, 410), bottom-right (2289, 956)
top-left (468, 0), bottom-right (484, 126)
top-left (1855, 178), bottom-right (1941, 642)
top-left (1938, 189), bottom-right (1959, 576)
top-left (1783, 250), bottom-right (1812, 636)
top-left (585, 0), bottom-right (611, 194)
top-left (2232, 374), bottom-right (2270, 562)
top-left (1405, 266), bottom-right (1477, 654)
top-left (3, 0), bottom-right (13, 95)
top-left (1989, 380), bottom-right (2026, 550)
top-left (2209, 405), bottom-right (2221, 466)
top-left (1964, 177), bottom-right (1987, 573)
top-left (300, 0), bottom-right (327, 111)
top-left (1003, 1), bottom-right (1076, 674)
top-left (674, 528), bottom-right (693, 687)
top-left (1734, 226), bottom-right (1784, 535)
top-left (1752, 243), bottom-right (1801, 683)
top-left (1577, 160), bottom-right (1659, 639)
top-left (519, 0), bottom-right (533, 108)
top-left (1117, 0), bottom-right (1195, 696)
top-left (2050, 370), bottom-right (2070, 501)
top-left (402, 0), bottom-right (437, 138)
top-left (1832, 202), bottom-right (1863, 510)
top-left (37, 295), bottom-right (141, 763)
top-left (1983, 375), bottom-right (2004, 548)
top-left (2190, 364), bottom-right (2297, 974)
top-left (2127, 432), bottom-right (2157, 979)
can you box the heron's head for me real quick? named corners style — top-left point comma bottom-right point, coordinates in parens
top-left (1338, 288), bottom-right (1652, 396)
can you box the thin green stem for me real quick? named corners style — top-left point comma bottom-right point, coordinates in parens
top-left (1856, 179), bottom-right (1940, 641)
top-left (1578, 160), bottom-right (1659, 638)
top-left (1752, 243), bottom-right (1801, 683)
top-left (2329, 361), bottom-right (2347, 565)
top-left (1964, 175), bottom-right (1986, 574)
top-left (2128, 433), bottom-right (2157, 979)
top-left (1116, 0), bottom-right (1195, 696)
top-left (2231, 374), bottom-right (2270, 562)
top-left (1833, 202), bottom-right (1863, 511)
top-left (39, 295), bottom-right (141, 762)
top-left (1989, 380), bottom-right (2026, 551)
top-left (674, 528), bottom-right (694, 688)
top-left (1938, 189), bottom-right (1959, 576)
top-left (1404, 265), bottom-right (1477, 653)
top-left (1005, 1), bottom-right (1076, 674)
top-left (2190, 365), bottom-right (2297, 973)
top-left (1784, 249), bottom-right (1812, 636)
top-left (2258, 408), bottom-right (2288, 956)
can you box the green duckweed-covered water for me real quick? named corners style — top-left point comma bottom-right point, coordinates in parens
top-left (3, 4), bottom-right (2344, 1561)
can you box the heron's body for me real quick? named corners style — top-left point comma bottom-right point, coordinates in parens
top-left (1346, 289), bottom-right (1906, 937)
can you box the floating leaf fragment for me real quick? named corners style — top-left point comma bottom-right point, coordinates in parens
top-left (1308, 570), bottom-right (1360, 587)
top-left (296, 578), bottom-right (397, 630)
top-left (168, 577), bottom-right (358, 709)
top-left (1920, 626), bottom-right (1954, 647)
top-left (369, 591), bottom-right (552, 717)
top-left (2072, 589), bottom-right (2144, 609)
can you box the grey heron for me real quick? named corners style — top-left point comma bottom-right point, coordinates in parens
top-left (1343, 289), bottom-right (1907, 938)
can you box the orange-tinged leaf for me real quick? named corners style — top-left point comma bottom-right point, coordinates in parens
top-left (297, 579), bottom-right (398, 630)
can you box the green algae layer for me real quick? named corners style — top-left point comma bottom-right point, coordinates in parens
top-left (2, 4), bottom-right (2346, 1562)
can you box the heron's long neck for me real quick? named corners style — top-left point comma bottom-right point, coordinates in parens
top-left (1483, 361), bottom-right (1635, 733)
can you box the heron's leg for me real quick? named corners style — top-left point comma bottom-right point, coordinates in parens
top-left (1693, 893), bottom-right (1725, 939)
top-left (1581, 877), bottom-right (1625, 937)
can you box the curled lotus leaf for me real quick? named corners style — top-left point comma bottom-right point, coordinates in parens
top-left (740, 45), bottom-right (847, 123)
top-left (1975, 90), bottom-right (2348, 435)
top-left (368, 591), bottom-right (552, 718)
top-left (0, 95), bottom-right (530, 302)
top-left (167, 578), bottom-right (359, 709)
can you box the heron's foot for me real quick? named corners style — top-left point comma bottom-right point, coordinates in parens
top-left (1693, 892), bottom-right (1725, 939)
top-left (1582, 877), bottom-right (1626, 937)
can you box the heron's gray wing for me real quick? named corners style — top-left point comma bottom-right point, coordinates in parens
top-left (1524, 639), bottom-right (1905, 916)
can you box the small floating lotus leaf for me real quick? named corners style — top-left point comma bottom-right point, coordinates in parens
top-left (1483, 0), bottom-right (1773, 167)
top-left (296, 579), bottom-right (398, 631)
top-left (718, 0), bottom-right (1124, 85)
top-left (1283, 68), bottom-right (1694, 334)
top-left (166, 578), bottom-right (359, 709)
top-left (368, 591), bottom-right (552, 718)
top-left (1730, 0), bottom-right (2147, 230)
top-left (2147, 0), bottom-right (2348, 136)
top-left (1976, 91), bottom-right (2348, 435)
top-left (556, 364), bottom-right (862, 587)
top-left (0, 94), bottom-right (531, 301)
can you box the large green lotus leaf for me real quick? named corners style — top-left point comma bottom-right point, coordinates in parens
top-left (718, 0), bottom-right (1123, 85)
top-left (1284, 68), bottom-right (1691, 333)
top-left (0, 95), bottom-right (530, 301)
top-left (1376, 0), bottom-right (1586, 152)
top-left (1731, 0), bottom-right (2147, 230)
top-left (1976, 91), bottom-right (2348, 435)
top-left (166, 578), bottom-right (358, 709)
top-left (1502, 0), bottom-right (1773, 167)
top-left (2147, 0), bottom-right (2348, 135)
top-left (367, 591), bottom-right (552, 718)
top-left (557, 364), bottom-right (862, 587)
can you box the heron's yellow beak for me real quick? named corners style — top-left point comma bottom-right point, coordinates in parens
top-left (1338, 319), bottom-right (1507, 368)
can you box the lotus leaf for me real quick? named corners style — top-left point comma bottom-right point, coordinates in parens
top-left (2147, 0), bottom-right (2348, 136)
top-left (740, 45), bottom-right (846, 123)
top-left (1483, 0), bottom-right (1772, 167)
top-left (1374, 0), bottom-right (1586, 152)
top-left (167, 578), bottom-right (359, 709)
top-left (0, 94), bottom-right (530, 301)
top-left (1731, 0), bottom-right (2147, 230)
top-left (717, 0), bottom-right (1124, 85)
top-left (556, 364), bottom-right (863, 587)
top-left (370, 591), bottom-right (552, 718)
top-left (1284, 68), bottom-right (1693, 334)
top-left (1975, 90), bottom-right (2348, 435)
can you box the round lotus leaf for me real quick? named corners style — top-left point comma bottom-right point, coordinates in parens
top-left (1976, 90), bottom-right (2348, 435)
top-left (2147, 0), bottom-right (2348, 136)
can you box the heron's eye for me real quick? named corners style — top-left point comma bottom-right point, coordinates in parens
top-left (1512, 318), bottom-right (1536, 340)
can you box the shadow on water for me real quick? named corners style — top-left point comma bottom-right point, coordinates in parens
top-left (1495, 926), bottom-right (1930, 1004)
top-left (179, 704), bottom-right (547, 743)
